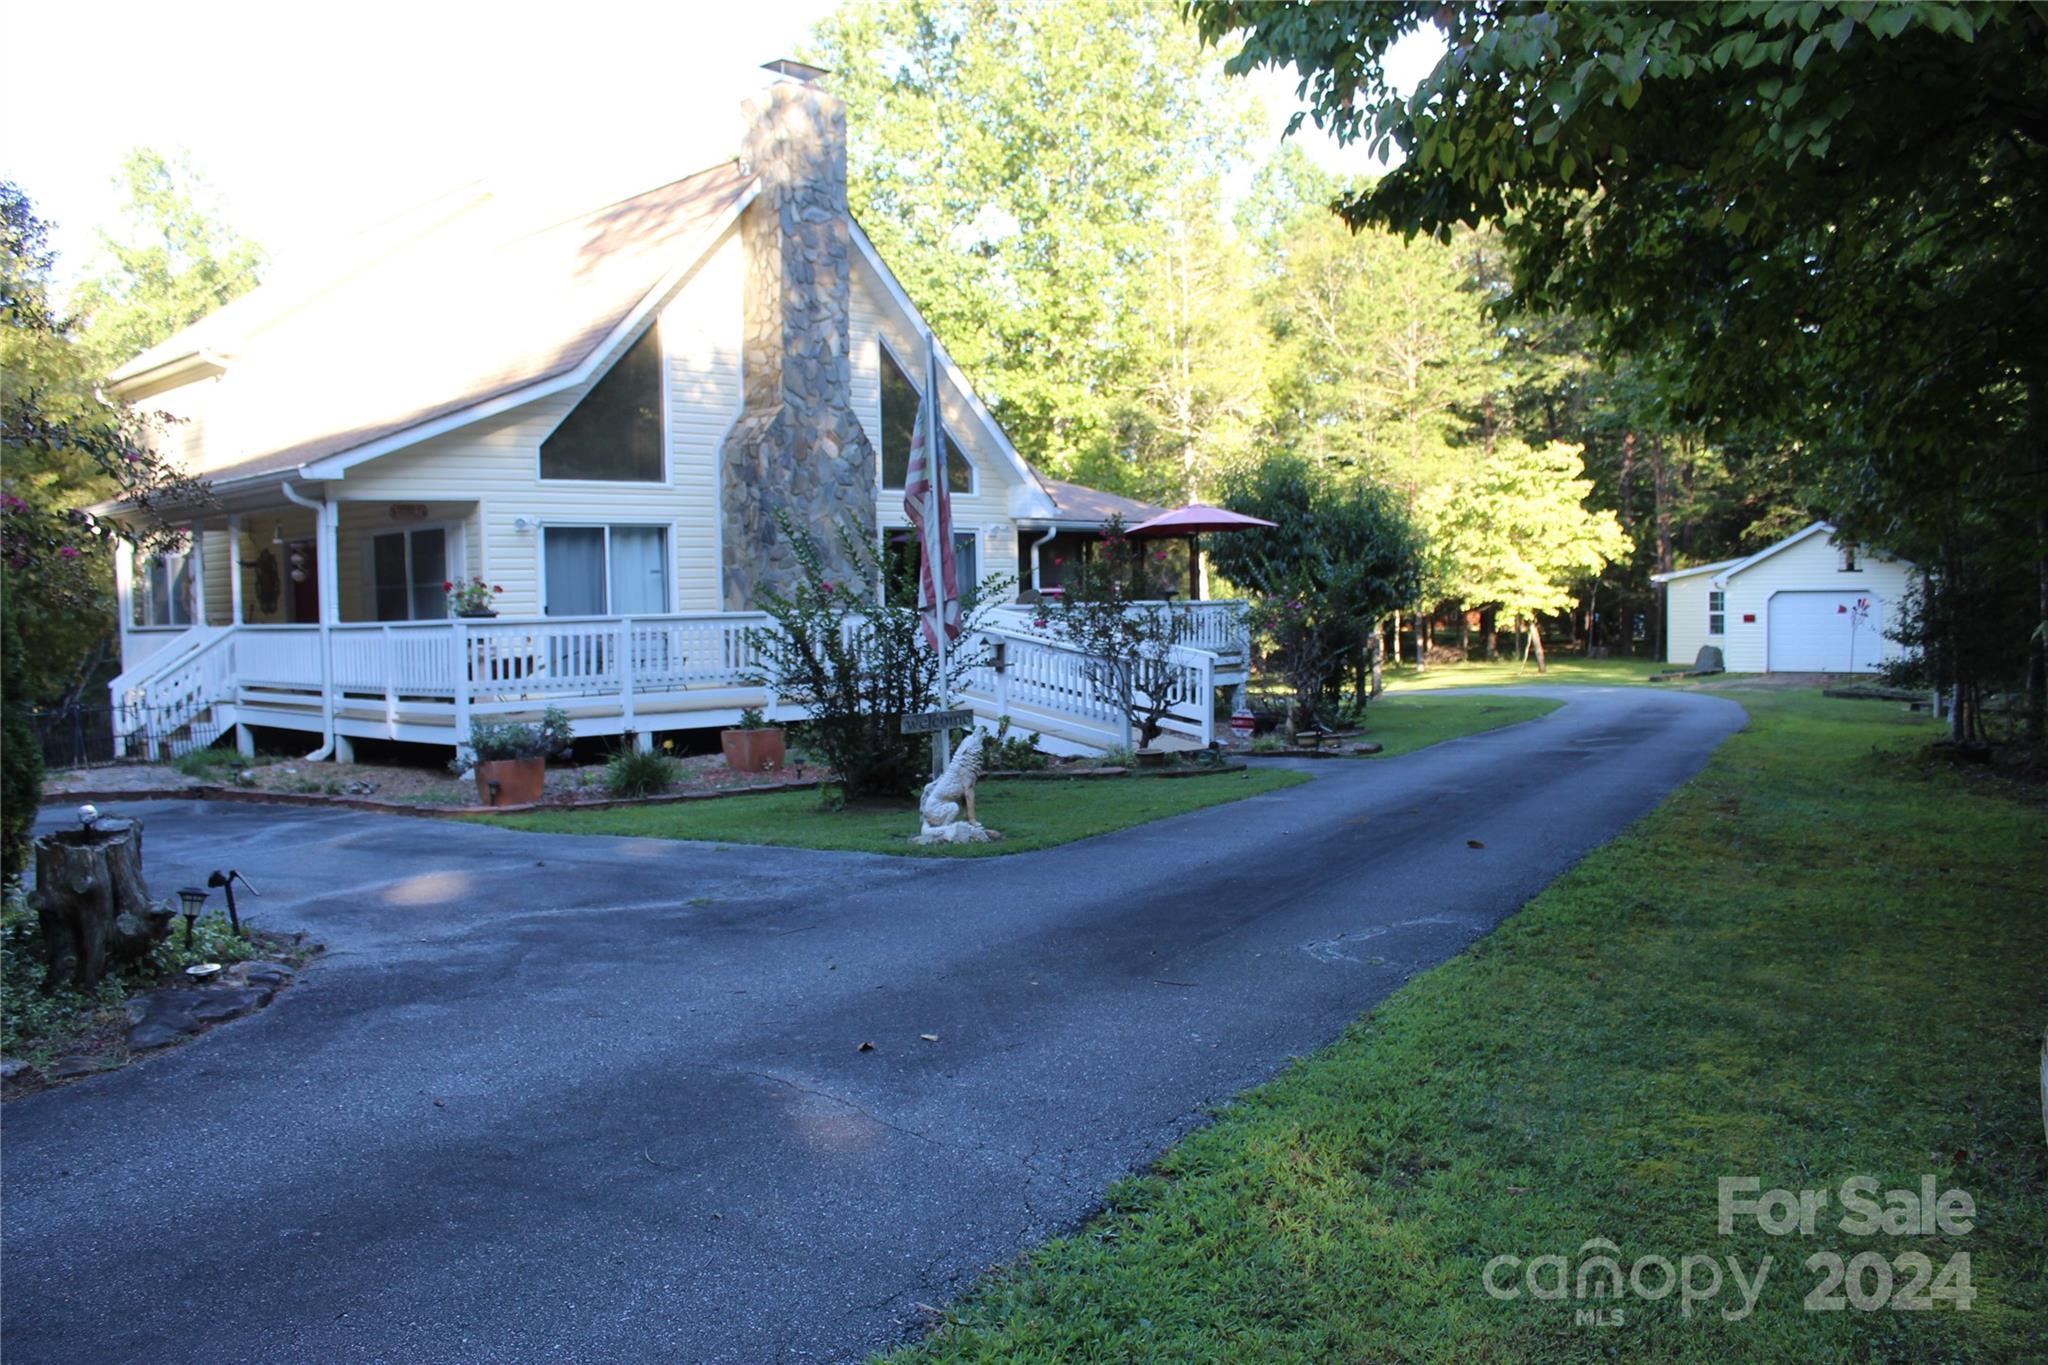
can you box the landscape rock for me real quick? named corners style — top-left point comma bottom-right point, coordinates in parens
top-left (0, 1057), bottom-right (30, 1081)
top-left (126, 1022), bottom-right (191, 1051)
top-left (186, 988), bottom-right (268, 1024)
top-left (45, 1054), bottom-right (118, 1079)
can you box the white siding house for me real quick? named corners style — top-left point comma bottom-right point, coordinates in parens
top-left (97, 62), bottom-right (1246, 761)
top-left (1653, 522), bottom-right (1916, 673)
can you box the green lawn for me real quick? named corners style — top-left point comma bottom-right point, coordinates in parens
top-left (1385, 655), bottom-right (1671, 690)
top-left (1351, 693), bottom-right (1562, 756)
top-left (475, 769), bottom-right (1309, 856)
top-left (888, 692), bottom-right (2047, 1361)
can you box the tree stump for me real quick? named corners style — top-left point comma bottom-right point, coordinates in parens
top-left (27, 818), bottom-right (174, 992)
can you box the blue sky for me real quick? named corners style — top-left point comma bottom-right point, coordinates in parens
top-left (6, 0), bottom-right (1438, 293)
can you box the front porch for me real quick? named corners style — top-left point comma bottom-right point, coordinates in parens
top-left (109, 601), bottom-right (1251, 762)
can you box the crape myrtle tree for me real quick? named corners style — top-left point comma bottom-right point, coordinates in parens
top-left (1190, 1), bottom-right (2048, 739)
top-left (1208, 454), bottom-right (1424, 721)
top-left (1045, 516), bottom-right (1196, 749)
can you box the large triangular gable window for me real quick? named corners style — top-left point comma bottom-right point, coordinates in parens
top-left (540, 325), bottom-right (665, 481)
top-left (880, 344), bottom-right (971, 493)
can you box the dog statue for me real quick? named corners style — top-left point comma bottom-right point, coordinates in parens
top-left (913, 730), bottom-right (997, 845)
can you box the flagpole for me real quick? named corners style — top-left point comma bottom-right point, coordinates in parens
top-left (926, 330), bottom-right (950, 773)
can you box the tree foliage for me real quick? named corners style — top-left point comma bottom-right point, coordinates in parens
top-left (72, 148), bottom-right (264, 370)
top-left (1193, 0), bottom-right (2048, 720)
top-left (1428, 438), bottom-right (1633, 670)
top-left (809, 0), bottom-right (1257, 481)
top-left (2, 182), bottom-right (212, 704)
top-left (1209, 454), bottom-right (1424, 713)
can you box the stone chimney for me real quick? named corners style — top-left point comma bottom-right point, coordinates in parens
top-left (720, 61), bottom-right (878, 608)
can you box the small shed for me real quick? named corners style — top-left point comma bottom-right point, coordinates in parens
top-left (1651, 522), bottom-right (1917, 673)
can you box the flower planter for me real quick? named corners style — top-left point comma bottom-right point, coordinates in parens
top-left (1134, 747), bottom-right (1170, 768)
top-left (474, 756), bottom-right (545, 806)
top-left (721, 727), bottom-right (787, 774)
top-left (455, 609), bottom-right (498, 619)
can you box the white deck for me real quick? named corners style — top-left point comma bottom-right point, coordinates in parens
top-left (110, 602), bottom-right (1249, 760)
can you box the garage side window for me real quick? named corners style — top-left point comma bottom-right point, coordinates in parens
top-left (1707, 589), bottom-right (1726, 636)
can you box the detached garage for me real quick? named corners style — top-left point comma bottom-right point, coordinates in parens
top-left (1652, 522), bottom-right (1917, 673)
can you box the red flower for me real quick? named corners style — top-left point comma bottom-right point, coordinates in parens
top-left (493, 585), bottom-right (504, 593)
top-left (1153, 551), bottom-right (1167, 562)
top-left (443, 580), bottom-right (455, 591)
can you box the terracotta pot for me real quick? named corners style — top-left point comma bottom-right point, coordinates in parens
top-left (721, 727), bottom-right (787, 773)
top-left (474, 756), bottom-right (545, 806)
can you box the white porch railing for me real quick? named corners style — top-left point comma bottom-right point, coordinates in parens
top-left (111, 605), bottom-right (1232, 755)
top-left (991, 598), bottom-right (1250, 659)
top-left (962, 624), bottom-right (1218, 751)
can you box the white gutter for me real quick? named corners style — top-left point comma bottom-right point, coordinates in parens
top-left (1028, 525), bottom-right (1059, 595)
top-left (279, 481), bottom-right (337, 761)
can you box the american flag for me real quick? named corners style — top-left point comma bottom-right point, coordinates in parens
top-left (902, 360), bottom-right (962, 651)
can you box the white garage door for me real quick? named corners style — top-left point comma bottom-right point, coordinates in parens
top-left (1768, 591), bottom-right (1884, 672)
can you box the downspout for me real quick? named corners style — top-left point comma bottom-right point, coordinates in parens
top-left (280, 480), bottom-right (337, 761)
top-left (1029, 525), bottom-right (1059, 597)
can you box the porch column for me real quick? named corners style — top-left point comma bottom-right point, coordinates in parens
top-left (188, 521), bottom-right (208, 626)
top-left (282, 482), bottom-right (342, 761)
top-left (226, 514), bottom-right (243, 624)
top-left (319, 500), bottom-right (352, 760)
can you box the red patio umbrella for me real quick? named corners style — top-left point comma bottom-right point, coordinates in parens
top-left (1124, 504), bottom-right (1277, 599)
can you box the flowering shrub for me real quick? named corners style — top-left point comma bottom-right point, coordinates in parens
top-left (746, 513), bottom-right (1010, 800)
top-left (1047, 549), bottom-right (1195, 749)
top-left (1248, 588), bottom-right (1356, 731)
top-left (446, 576), bottom-right (503, 614)
top-left (457, 705), bottom-right (573, 766)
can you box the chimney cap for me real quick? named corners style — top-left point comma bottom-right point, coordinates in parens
top-left (762, 58), bottom-right (830, 84)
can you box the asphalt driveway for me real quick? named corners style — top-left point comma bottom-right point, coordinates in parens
top-left (2, 686), bottom-right (1744, 1363)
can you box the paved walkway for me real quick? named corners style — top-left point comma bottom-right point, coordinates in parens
top-left (2, 686), bottom-right (1744, 1363)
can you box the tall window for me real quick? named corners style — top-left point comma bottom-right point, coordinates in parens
top-left (540, 326), bottom-right (664, 482)
top-left (1707, 589), bottom-right (1726, 637)
top-left (1839, 544), bottom-right (1859, 571)
top-left (883, 530), bottom-right (979, 607)
top-left (543, 525), bottom-right (669, 616)
top-left (879, 345), bottom-right (971, 493)
top-left (133, 552), bottom-right (193, 628)
top-left (371, 527), bottom-right (450, 621)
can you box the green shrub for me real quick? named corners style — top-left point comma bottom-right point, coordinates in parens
top-left (984, 716), bottom-right (1048, 771)
top-left (172, 744), bottom-right (244, 779)
top-left (603, 748), bottom-right (678, 798)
